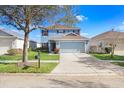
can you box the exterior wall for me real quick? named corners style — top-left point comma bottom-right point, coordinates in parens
top-left (0, 37), bottom-right (16, 55)
top-left (37, 43), bottom-right (41, 48)
top-left (13, 39), bottom-right (25, 49)
top-left (0, 37), bottom-right (31, 55)
top-left (56, 41), bottom-right (60, 49)
top-left (44, 28), bottom-right (81, 53)
top-left (89, 38), bottom-right (124, 55)
top-left (29, 41), bottom-right (41, 50)
top-left (42, 29), bottom-right (80, 43)
top-left (29, 41), bottom-right (37, 50)
top-left (114, 39), bottom-right (124, 55)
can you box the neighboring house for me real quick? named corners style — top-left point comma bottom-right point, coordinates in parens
top-left (29, 40), bottom-right (41, 50)
top-left (89, 30), bottom-right (124, 55)
top-left (0, 29), bottom-right (39, 55)
top-left (42, 24), bottom-right (89, 53)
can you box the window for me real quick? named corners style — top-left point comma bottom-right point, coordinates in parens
top-left (42, 30), bottom-right (48, 36)
top-left (63, 30), bottom-right (65, 33)
top-left (75, 30), bottom-right (80, 35)
top-left (57, 30), bottom-right (59, 33)
top-left (57, 30), bottom-right (63, 33)
top-left (73, 30), bottom-right (75, 33)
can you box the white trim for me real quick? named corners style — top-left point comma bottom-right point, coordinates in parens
top-left (0, 36), bottom-right (16, 39)
top-left (64, 32), bottom-right (79, 36)
top-left (60, 40), bottom-right (86, 42)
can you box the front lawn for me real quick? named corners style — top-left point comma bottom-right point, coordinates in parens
top-left (91, 54), bottom-right (124, 61)
top-left (0, 51), bottom-right (59, 60)
top-left (28, 51), bottom-right (59, 60)
top-left (0, 63), bottom-right (58, 73)
top-left (111, 62), bottom-right (124, 67)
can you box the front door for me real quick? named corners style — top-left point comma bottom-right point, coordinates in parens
top-left (51, 42), bottom-right (56, 51)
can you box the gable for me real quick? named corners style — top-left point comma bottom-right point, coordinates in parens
top-left (65, 33), bottom-right (79, 36)
top-left (0, 30), bottom-right (13, 36)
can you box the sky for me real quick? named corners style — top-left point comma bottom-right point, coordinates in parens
top-left (1, 5), bottom-right (124, 42)
top-left (77, 5), bottom-right (124, 37)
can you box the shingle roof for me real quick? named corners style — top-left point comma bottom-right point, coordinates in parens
top-left (46, 24), bottom-right (80, 30)
top-left (0, 28), bottom-right (41, 43)
top-left (0, 28), bottom-right (23, 39)
top-left (50, 35), bottom-right (89, 41)
top-left (92, 30), bottom-right (124, 40)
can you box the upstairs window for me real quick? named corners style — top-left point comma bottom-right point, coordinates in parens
top-left (75, 30), bottom-right (80, 35)
top-left (57, 30), bottom-right (63, 33)
top-left (73, 30), bottom-right (75, 33)
top-left (42, 30), bottom-right (48, 36)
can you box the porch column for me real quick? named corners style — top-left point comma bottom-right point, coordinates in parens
top-left (85, 40), bottom-right (89, 53)
top-left (48, 41), bottom-right (51, 53)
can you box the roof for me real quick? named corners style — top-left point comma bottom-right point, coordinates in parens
top-left (50, 35), bottom-right (89, 41)
top-left (0, 28), bottom-right (23, 39)
top-left (46, 24), bottom-right (80, 30)
top-left (91, 30), bottom-right (124, 40)
top-left (0, 28), bottom-right (40, 43)
top-left (30, 40), bottom-right (41, 44)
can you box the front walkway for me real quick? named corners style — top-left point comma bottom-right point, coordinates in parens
top-left (52, 53), bottom-right (124, 75)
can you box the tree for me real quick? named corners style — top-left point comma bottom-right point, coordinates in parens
top-left (0, 5), bottom-right (79, 64)
top-left (106, 29), bottom-right (121, 58)
top-left (56, 6), bottom-right (80, 26)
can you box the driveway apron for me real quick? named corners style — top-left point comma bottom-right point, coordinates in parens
top-left (51, 53), bottom-right (119, 75)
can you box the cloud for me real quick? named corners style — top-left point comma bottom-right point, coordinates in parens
top-left (36, 35), bottom-right (41, 38)
top-left (122, 21), bottom-right (124, 25)
top-left (116, 22), bottom-right (124, 31)
top-left (80, 32), bottom-right (89, 36)
top-left (117, 25), bottom-right (124, 30)
top-left (76, 15), bottom-right (88, 21)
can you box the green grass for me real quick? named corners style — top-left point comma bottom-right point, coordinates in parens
top-left (0, 51), bottom-right (59, 60)
top-left (91, 53), bottom-right (124, 61)
top-left (28, 51), bottom-right (59, 60)
top-left (0, 63), bottom-right (58, 73)
top-left (111, 62), bottom-right (124, 67)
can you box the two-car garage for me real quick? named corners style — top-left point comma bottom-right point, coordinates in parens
top-left (60, 41), bottom-right (86, 53)
top-left (50, 33), bottom-right (89, 53)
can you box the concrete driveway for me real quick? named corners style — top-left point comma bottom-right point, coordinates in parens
top-left (52, 53), bottom-right (123, 75)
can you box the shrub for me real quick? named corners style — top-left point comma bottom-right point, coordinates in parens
top-left (54, 48), bottom-right (59, 54)
top-left (34, 47), bottom-right (42, 52)
top-left (7, 49), bottom-right (23, 55)
top-left (28, 47), bottom-right (32, 52)
top-left (105, 47), bottom-right (112, 54)
top-left (34, 47), bottom-right (49, 52)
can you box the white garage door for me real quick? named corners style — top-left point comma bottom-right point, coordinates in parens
top-left (0, 38), bottom-right (13, 55)
top-left (60, 42), bottom-right (85, 53)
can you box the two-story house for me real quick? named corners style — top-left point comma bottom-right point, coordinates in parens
top-left (42, 24), bottom-right (89, 53)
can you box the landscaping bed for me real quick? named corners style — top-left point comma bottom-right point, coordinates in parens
top-left (0, 51), bottom-right (59, 60)
top-left (0, 63), bottom-right (58, 73)
top-left (91, 53), bottom-right (124, 61)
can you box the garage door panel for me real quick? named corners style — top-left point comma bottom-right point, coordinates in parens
top-left (60, 42), bottom-right (85, 53)
top-left (0, 38), bottom-right (13, 55)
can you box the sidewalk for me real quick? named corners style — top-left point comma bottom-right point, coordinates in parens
top-left (0, 60), bottom-right (59, 63)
